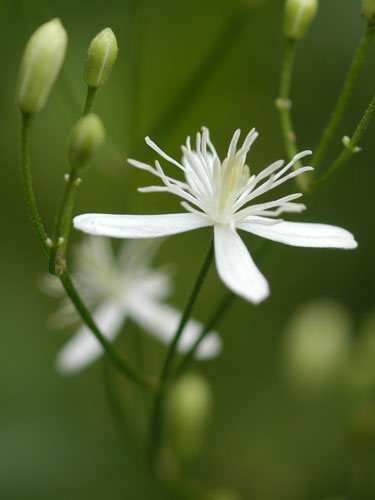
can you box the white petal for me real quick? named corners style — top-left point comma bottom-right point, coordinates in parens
top-left (74, 213), bottom-right (211, 239)
top-left (56, 302), bottom-right (124, 374)
top-left (237, 220), bottom-right (358, 249)
top-left (214, 224), bottom-right (269, 304)
top-left (127, 296), bottom-right (221, 360)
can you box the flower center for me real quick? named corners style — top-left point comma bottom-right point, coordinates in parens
top-left (218, 156), bottom-right (250, 214)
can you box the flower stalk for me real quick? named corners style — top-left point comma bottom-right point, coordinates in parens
top-left (20, 113), bottom-right (50, 254)
top-left (314, 94), bottom-right (375, 188)
top-left (149, 236), bottom-right (214, 471)
top-left (312, 26), bottom-right (374, 172)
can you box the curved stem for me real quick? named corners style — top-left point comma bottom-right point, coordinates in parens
top-left (277, 39), bottom-right (309, 191)
top-left (84, 86), bottom-right (97, 115)
top-left (175, 291), bottom-right (235, 377)
top-left (20, 113), bottom-right (50, 255)
top-left (48, 172), bottom-right (79, 275)
top-left (174, 239), bottom-right (271, 376)
top-left (312, 26), bottom-right (374, 172)
top-left (313, 94), bottom-right (375, 188)
top-left (149, 236), bottom-right (214, 470)
top-left (60, 270), bottom-right (153, 390)
top-left (161, 237), bottom-right (214, 383)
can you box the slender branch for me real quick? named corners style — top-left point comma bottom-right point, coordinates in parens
top-left (20, 113), bottom-right (50, 255)
top-left (313, 94), bottom-right (375, 188)
top-left (175, 291), bottom-right (235, 377)
top-left (60, 270), bottom-right (153, 390)
top-left (48, 172), bottom-right (79, 275)
top-left (312, 26), bottom-right (374, 172)
top-left (149, 236), bottom-right (214, 470)
top-left (84, 86), bottom-right (97, 115)
top-left (175, 239), bottom-right (272, 376)
top-left (276, 39), bottom-right (310, 191)
top-left (160, 237), bottom-right (214, 383)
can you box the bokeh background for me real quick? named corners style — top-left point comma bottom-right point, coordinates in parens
top-left (1, 0), bottom-right (374, 498)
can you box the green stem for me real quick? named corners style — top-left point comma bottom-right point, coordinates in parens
top-left (313, 94), bottom-right (375, 188)
top-left (312, 26), bottom-right (374, 172)
top-left (277, 39), bottom-right (309, 191)
top-left (84, 86), bottom-right (97, 115)
top-left (161, 237), bottom-right (214, 383)
top-left (20, 112), bottom-right (49, 255)
top-left (60, 270), bottom-right (153, 390)
top-left (149, 236), bottom-right (215, 470)
top-left (175, 291), bottom-right (235, 377)
top-left (175, 239), bottom-right (271, 376)
top-left (48, 172), bottom-right (79, 275)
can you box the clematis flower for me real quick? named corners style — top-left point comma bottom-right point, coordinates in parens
top-left (74, 128), bottom-right (358, 304)
top-left (43, 237), bottom-right (221, 374)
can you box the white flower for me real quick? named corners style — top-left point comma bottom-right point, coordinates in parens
top-left (43, 237), bottom-right (221, 374)
top-left (74, 128), bottom-right (358, 304)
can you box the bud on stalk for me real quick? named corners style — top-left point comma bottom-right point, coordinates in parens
top-left (17, 18), bottom-right (67, 114)
top-left (84, 28), bottom-right (118, 88)
top-left (283, 0), bottom-right (318, 40)
top-left (68, 114), bottom-right (105, 172)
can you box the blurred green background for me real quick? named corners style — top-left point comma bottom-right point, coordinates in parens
top-left (1, 0), bottom-right (374, 498)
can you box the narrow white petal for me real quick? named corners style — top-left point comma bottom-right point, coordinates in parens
top-left (214, 224), bottom-right (269, 304)
top-left (56, 302), bottom-right (124, 374)
top-left (74, 213), bottom-right (211, 239)
top-left (127, 296), bottom-right (221, 359)
top-left (238, 220), bottom-right (358, 249)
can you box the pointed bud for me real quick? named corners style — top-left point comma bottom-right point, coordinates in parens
top-left (283, 0), bottom-right (318, 40)
top-left (84, 28), bottom-right (118, 88)
top-left (17, 18), bottom-right (67, 114)
top-left (165, 374), bottom-right (212, 462)
top-left (68, 114), bottom-right (105, 172)
top-left (362, 0), bottom-right (375, 23)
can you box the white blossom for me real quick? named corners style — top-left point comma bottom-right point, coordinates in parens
top-left (74, 128), bottom-right (357, 304)
top-left (43, 237), bottom-right (221, 374)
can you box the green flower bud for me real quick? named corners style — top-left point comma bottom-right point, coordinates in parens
top-left (68, 113), bottom-right (105, 171)
top-left (282, 299), bottom-right (351, 395)
top-left (362, 0), bottom-right (375, 23)
top-left (283, 0), bottom-right (318, 40)
top-left (165, 373), bottom-right (212, 462)
top-left (84, 28), bottom-right (118, 88)
top-left (17, 18), bottom-right (67, 114)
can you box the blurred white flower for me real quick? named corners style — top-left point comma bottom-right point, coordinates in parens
top-left (43, 237), bottom-right (221, 374)
top-left (74, 128), bottom-right (357, 305)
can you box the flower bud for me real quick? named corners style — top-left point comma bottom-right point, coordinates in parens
top-left (17, 18), bottom-right (67, 114)
top-left (283, 0), bottom-right (318, 40)
top-left (84, 28), bottom-right (118, 88)
top-left (165, 373), bottom-right (212, 462)
top-left (282, 299), bottom-right (351, 395)
top-left (68, 113), bottom-right (105, 171)
top-left (362, 0), bottom-right (375, 23)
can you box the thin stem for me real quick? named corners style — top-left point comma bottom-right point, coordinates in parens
top-left (48, 172), bottom-right (79, 275)
top-left (313, 94), bottom-right (375, 188)
top-left (175, 239), bottom-right (271, 376)
top-left (175, 291), bottom-right (235, 377)
top-left (83, 86), bottom-right (97, 115)
top-left (277, 39), bottom-right (309, 191)
top-left (160, 237), bottom-right (214, 383)
top-left (20, 112), bottom-right (49, 255)
top-left (60, 269), bottom-right (153, 390)
top-left (312, 26), bottom-right (374, 172)
top-left (149, 236), bottom-right (214, 470)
